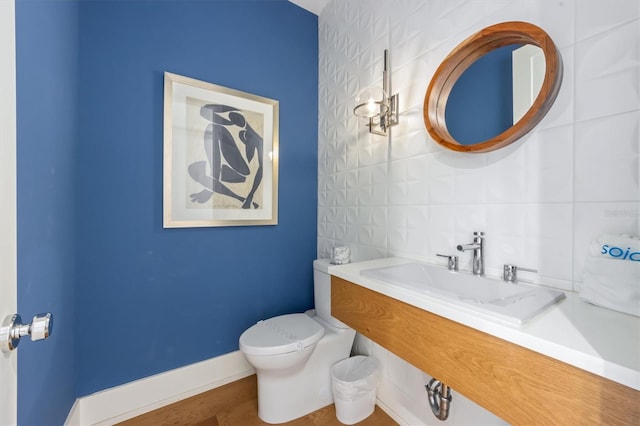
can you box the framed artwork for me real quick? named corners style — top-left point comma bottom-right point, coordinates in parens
top-left (163, 72), bottom-right (279, 227)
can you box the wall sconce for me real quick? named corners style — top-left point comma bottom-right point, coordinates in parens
top-left (353, 49), bottom-right (399, 136)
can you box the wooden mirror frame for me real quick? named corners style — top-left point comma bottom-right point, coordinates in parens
top-left (423, 21), bottom-right (563, 153)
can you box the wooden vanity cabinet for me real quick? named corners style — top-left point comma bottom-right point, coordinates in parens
top-left (332, 276), bottom-right (640, 425)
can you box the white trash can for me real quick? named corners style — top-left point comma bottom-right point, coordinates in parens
top-left (331, 355), bottom-right (380, 425)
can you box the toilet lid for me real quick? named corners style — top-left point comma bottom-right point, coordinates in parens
top-left (239, 313), bottom-right (325, 356)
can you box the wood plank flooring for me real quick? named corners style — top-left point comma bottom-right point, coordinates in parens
top-left (118, 374), bottom-right (397, 426)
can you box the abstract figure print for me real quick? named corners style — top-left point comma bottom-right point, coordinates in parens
top-left (186, 100), bottom-right (264, 211)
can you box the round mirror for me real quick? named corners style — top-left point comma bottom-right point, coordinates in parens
top-left (423, 21), bottom-right (562, 153)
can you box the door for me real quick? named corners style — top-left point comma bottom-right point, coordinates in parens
top-left (0, 0), bottom-right (18, 424)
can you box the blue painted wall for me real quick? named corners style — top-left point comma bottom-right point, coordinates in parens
top-left (16, 0), bottom-right (78, 424)
top-left (15, 0), bottom-right (317, 419)
top-left (75, 1), bottom-right (318, 396)
top-left (446, 45), bottom-right (517, 145)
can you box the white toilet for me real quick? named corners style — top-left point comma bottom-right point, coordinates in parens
top-left (239, 259), bottom-right (356, 424)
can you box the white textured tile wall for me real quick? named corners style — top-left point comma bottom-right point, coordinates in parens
top-left (318, 1), bottom-right (639, 424)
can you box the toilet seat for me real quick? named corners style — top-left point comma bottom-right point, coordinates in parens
top-left (239, 313), bottom-right (325, 356)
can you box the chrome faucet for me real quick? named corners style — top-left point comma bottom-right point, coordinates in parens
top-left (457, 232), bottom-right (485, 276)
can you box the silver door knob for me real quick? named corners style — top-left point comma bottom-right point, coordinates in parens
top-left (0, 312), bottom-right (53, 353)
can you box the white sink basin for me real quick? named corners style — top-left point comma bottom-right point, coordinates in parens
top-left (361, 262), bottom-right (565, 326)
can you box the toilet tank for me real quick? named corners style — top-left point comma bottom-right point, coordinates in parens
top-left (313, 259), bottom-right (350, 329)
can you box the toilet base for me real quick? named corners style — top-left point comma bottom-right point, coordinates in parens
top-left (256, 318), bottom-right (356, 424)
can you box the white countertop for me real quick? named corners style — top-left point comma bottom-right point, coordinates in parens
top-left (329, 257), bottom-right (640, 391)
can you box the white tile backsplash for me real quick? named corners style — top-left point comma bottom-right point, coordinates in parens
top-left (575, 111), bottom-right (640, 202)
top-left (318, 1), bottom-right (639, 423)
top-left (522, 124), bottom-right (574, 203)
top-left (576, 0), bottom-right (640, 41)
top-left (575, 19), bottom-right (640, 122)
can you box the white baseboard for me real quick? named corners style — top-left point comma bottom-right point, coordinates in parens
top-left (375, 382), bottom-right (426, 426)
top-left (375, 397), bottom-right (412, 426)
top-left (63, 349), bottom-right (413, 426)
top-left (65, 351), bottom-right (254, 426)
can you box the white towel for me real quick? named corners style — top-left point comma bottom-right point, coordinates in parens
top-left (580, 234), bottom-right (640, 317)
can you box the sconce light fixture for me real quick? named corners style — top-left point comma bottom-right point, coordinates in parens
top-left (353, 49), bottom-right (399, 136)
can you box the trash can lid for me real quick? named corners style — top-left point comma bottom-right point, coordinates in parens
top-left (240, 313), bottom-right (325, 356)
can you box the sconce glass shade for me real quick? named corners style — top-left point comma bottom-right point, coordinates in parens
top-left (352, 50), bottom-right (399, 136)
top-left (353, 86), bottom-right (389, 118)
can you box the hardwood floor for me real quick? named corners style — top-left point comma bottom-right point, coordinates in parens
top-left (118, 374), bottom-right (398, 426)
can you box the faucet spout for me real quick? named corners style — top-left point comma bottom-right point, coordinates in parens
top-left (456, 243), bottom-right (480, 251)
top-left (457, 232), bottom-right (485, 276)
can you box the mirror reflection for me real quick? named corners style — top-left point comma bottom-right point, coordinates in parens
top-left (512, 44), bottom-right (545, 123)
top-left (445, 44), bottom-right (545, 146)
